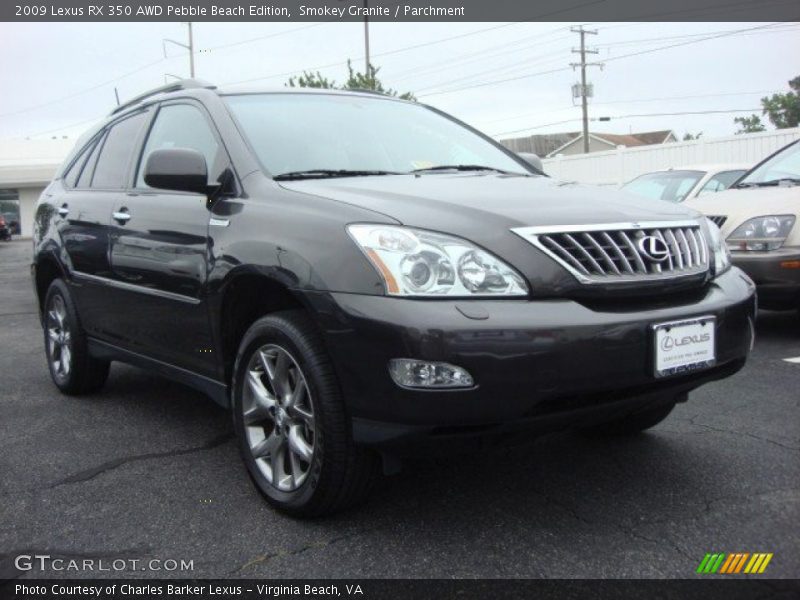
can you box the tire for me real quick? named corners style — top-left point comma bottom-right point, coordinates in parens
top-left (580, 401), bottom-right (676, 436)
top-left (231, 310), bottom-right (379, 517)
top-left (43, 279), bottom-right (110, 395)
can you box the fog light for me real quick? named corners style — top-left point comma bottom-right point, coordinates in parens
top-left (388, 359), bottom-right (474, 389)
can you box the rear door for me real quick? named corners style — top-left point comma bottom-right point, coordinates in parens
top-left (58, 110), bottom-right (150, 339)
top-left (107, 100), bottom-right (226, 377)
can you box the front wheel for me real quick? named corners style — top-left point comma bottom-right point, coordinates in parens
top-left (231, 310), bottom-right (379, 517)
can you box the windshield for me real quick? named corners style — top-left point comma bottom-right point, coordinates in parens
top-left (224, 93), bottom-right (530, 178)
top-left (696, 169), bottom-right (747, 196)
top-left (738, 141), bottom-right (800, 185)
top-left (622, 170), bottom-right (705, 203)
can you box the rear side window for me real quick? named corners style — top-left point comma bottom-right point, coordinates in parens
top-left (63, 139), bottom-right (96, 188)
top-left (76, 134), bottom-right (105, 188)
top-left (91, 112), bottom-right (148, 189)
top-left (136, 103), bottom-right (221, 188)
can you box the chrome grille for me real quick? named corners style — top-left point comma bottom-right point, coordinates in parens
top-left (708, 215), bottom-right (728, 228)
top-left (511, 221), bottom-right (710, 284)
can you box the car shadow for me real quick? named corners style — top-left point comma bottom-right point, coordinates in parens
top-left (755, 309), bottom-right (800, 341)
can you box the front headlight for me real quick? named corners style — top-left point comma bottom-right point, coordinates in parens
top-left (705, 218), bottom-right (731, 276)
top-left (347, 224), bottom-right (529, 297)
top-left (727, 215), bottom-right (795, 251)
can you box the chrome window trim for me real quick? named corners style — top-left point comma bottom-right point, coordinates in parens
top-left (511, 220), bottom-right (709, 285)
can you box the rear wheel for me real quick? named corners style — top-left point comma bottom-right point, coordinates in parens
top-left (231, 310), bottom-right (379, 517)
top-left (580, 401), bottom-right (676, 436)
top-left (43, 279), bottom-right (110, 395)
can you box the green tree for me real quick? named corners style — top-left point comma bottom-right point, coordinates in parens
top-left (683, 132), bottom-right (703, 141)
top-left (286, 71), bottom-right (336, 89)
top-left (761, 75), bottom-right (800, 129)
top-left (286, 60), bottom-right (415, 101)
top-left (733, 75), bottom-right (799, 132)
top-left (734, 115), bottom-right (766, 134)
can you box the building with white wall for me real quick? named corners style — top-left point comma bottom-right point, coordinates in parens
top-left (0, 138), bottom-right (74, 237)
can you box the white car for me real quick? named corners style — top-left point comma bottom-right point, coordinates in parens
top-left (622, 164), bottom-right (749, 203)
top-left (685, 141), bottom-right (799, 312)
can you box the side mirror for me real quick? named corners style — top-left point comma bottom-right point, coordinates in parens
top-left (517, 152), bottom-right (544, 173)
top-left (144, 148), bottom-right (208, 195)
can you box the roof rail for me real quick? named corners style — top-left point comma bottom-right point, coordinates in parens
top-left (109, 79), bottom-right (216, 115)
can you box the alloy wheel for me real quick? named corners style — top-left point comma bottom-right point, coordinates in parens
top-left (47, 294), bottom-right (72, 379)
top-left (242, 344), bottom-right (316, 492)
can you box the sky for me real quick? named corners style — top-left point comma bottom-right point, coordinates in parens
top-left (0, 21), bottom-right (798, 146)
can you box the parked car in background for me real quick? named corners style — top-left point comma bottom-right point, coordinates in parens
top-left (0, 214), bottom-right (12, 241)
top-left (3, 212), bottom-right (20, 235)
top-left (623, 164), bottom-right (749, 203)
top-left (686, 141), bottom-right (799, 312)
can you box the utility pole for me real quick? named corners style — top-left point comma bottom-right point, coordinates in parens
top-left (570, 26), bottom-right (601, 154)
top-left (363, 1), bottom-right (371, 80)
top-left (187, 22), bottom-right (195, 78)
top-left (163, 22), bottom-right (195, 79)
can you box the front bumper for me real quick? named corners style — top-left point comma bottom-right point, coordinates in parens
top-left (306, 268), bottom-right (756, 447)
top-left (731, 247), bottom-right (800, 309)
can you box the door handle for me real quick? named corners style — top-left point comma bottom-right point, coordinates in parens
top-left (57, 204), bottom-right (69, 217)
top-left (112, 210), bottom-right (131, 223)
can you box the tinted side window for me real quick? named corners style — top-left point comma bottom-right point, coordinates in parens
top-left (91, 112), bottom-right (148, 189)
top-left (136, 104), bottom-right (221, 188)
top-left (76, 133), bottom-right (105, 188)
top-left (63, 139), bottom-right (96, 188)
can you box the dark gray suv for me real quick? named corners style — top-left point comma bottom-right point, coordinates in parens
top-left (32, 80), bottom-right (756, 516)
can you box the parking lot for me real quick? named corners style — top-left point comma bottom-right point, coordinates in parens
top-left (1, 237), bottom-right (798, 579)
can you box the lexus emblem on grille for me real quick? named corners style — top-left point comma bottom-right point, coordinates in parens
top-left (637, 235), bottom-right (670, 262)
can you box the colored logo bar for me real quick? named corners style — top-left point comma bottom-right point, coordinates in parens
top-left (696, 553), bottom-right (773, 574)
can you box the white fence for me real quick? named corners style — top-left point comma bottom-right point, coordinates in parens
top-left (541, 128), bottom-right (800, 186)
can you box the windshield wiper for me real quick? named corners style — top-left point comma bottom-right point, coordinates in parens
top-left (273, 169), bottom-right (401, 181)
top-left (735, 177), bottom-right (800, 188)
top-left (410, 164), bottom-right (517, 175)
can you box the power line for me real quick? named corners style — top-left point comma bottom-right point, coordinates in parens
top-left (411, 48), bottom-right (570, 94)
top-left (221, 22), bottom-right (526, 86)
top-left (222, 0), bottom-right (608, 86)
top-left (21, 116), bottom-right (104, 139)
top-left (0, 23), bottom-right (329, 120)
top-left (595, 24), bottom-right (800, 49)
top-left (419, 22), bottom-right (789, 98)
top-left (411, 24), bottom-right (797, 96)
top-left (201, 23), bottom-right (327, 53)
top-left (391, 27), bottom-right (574, 83)
top-left (492, 108), bottom-right (764, 138)
top-left (0, 57), bottom-right (166, 118)
top-left (481, 89), bottom-right (782, 126)
top-left (602, 22), bottom-right (789, 65)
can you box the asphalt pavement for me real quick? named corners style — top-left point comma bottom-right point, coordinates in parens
top-left (1, 238), bottom-right (798, 579)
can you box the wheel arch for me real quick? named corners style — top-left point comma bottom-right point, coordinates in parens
top-left (216, 270), bottom-right (313, 385)
top-left (34, 251), bottom-right (68, 317)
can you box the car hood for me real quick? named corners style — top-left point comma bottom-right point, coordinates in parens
top-left (279, 173), bottom-right (700, 237)
top-left (684, 185), bottom-right (800, 237)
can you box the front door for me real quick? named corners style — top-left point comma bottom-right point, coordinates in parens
top-left (107, 101), bottom-right (228, 377)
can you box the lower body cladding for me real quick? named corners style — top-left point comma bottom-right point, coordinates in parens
top-left (731, 248), bottom-right (800, 310)
top-left (307, 268), bottom-right (756, 454)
